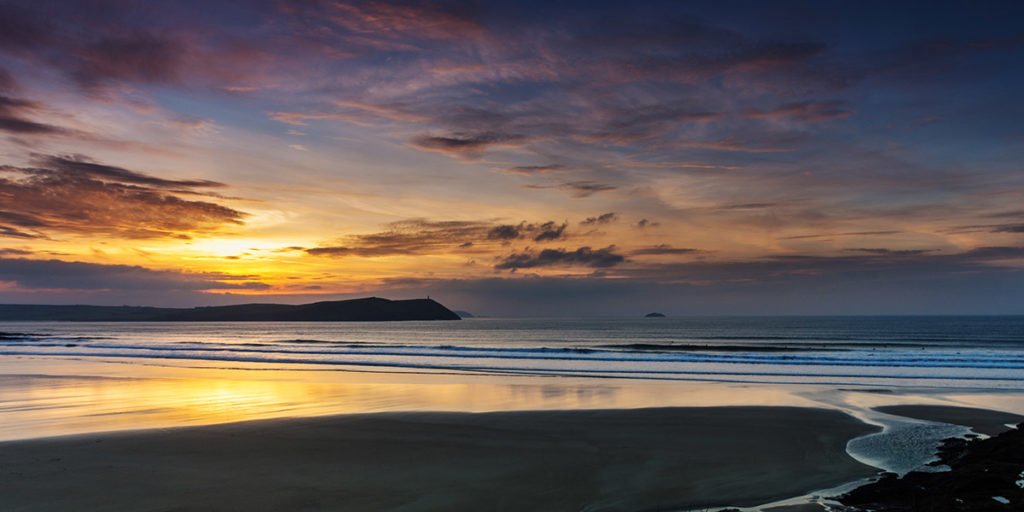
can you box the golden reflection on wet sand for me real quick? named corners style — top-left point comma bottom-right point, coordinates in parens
top-left (0, 356), bottom-right (821, 441)
top-left (3, 356), bottom-right (1023, 442)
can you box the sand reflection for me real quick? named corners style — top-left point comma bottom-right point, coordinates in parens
top-left (0, 356), bottom-right (817, 441)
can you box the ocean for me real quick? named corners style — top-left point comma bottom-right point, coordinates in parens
top-left (2, 315), bottom-right (1023, 468)
top-left (2, 316), bottom-right (1023, 389)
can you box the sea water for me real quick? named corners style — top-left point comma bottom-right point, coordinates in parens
top-left (2, 316), bottom-right (1022, 388)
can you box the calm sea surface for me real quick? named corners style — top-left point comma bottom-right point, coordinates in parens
top-left (2, 316), bottom-right (1023, 389)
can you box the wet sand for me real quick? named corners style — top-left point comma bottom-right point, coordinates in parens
top-left (876, 404), bottom-right (1024, 436)
top-left (0, 406), bottom-right (879, 512)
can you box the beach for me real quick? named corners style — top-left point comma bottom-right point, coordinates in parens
top-left (2, 318), bottom-right (1023, 511)
top-left (0, 406), bottom-right (879, 512)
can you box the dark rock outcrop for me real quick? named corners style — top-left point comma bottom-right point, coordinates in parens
top-left (838, 422), bottom-right (1024, 511)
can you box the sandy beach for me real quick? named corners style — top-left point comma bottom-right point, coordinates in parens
top-left (0, 406), bottom-right (879, 512)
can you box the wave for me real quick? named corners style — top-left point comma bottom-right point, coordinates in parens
top-left (3, 340), bottom-right (1024, 371)
top-left (3, 348), bottom-right (1024, 386)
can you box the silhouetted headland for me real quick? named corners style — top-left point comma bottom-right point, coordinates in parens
top-left (0, 297), bottom-right (461, 322)
top-left (644, 312), bottom-right (666, 318)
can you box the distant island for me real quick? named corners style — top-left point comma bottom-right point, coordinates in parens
top-left (644, 312), bottom-right (666, 318)
top-left (0, 297), bottom-right (461, 322)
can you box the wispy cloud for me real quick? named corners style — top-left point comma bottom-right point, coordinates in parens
top-left (0, 258), bottom-right (268, 291)
top-left (307, 218), bottom-right (573, 258)
top-left (0, 154), bottom-right (244, 239)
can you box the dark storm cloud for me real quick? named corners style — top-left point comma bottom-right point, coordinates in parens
top-left (494, 246), bottom-right (625, 270)
top-left (0, 258), bottom-right (268, 291)
top-left (0, 155), bottom-right (245, 239)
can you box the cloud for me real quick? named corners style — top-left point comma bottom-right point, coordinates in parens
top-left (70, 32), bottom-right (186, 89)
top-left (844, 248), bottom-right (936, 255)
top-left (532, 221), bottom-right (567, 242)
top-left (580, 212), bottom-right (617, 226)
top-left (306, 219), bottom-right (492, 257)
top-left (631, 245), bottom-right (700, 256)
top-left (746, 100), bottom-right (852, 123)
top-left (495, 246), bottom-right (626, 270)
top-left (635, 219), bottom-right (659, 229)
top-left (409, 132), bottom-right (528, 159)
top-left (992, 224), bottom-right (1024, 234)
top-left (617, 246), bottom-right (1024, 285)
top-left (0, 94), bottom-right (69, 135)
top-left (292, 0), bottom-right (485, 52)
top-left (309, 218), bottom-right (574, 257)
top-left (525, 181), bottom-right (617, 198)
top-left (501, 164), bottom-right (566, 175)
top-left (37, 154), bottom-right (225, 188)
top-left (0, 226), bottom-right (40, 239)
top-left (0, 258), bottom-right (267, 291)
top-left (779, 230), bottom-right (902, 240)
top-left (0, 4), bottom-right (52, 53)
top-left (0, 4), bottom-right (269, 94)
top-left (0, 154), bottom-right (245, 239)
top-left (486, 224), bottom-right (522, 241)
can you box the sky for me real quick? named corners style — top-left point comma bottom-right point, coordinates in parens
top-left (1, 0), bottom-right (1023, 315)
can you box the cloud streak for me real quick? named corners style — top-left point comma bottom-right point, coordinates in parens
top-left (0, 258), bottom-right (267, 291)
top-left (0, 154), bottom-right (245, 239)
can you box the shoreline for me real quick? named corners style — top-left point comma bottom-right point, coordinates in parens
top-left (0, 406), bottom-right (878, 512)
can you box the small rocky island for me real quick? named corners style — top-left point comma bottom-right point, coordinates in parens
top-left (0, 297), bottom-right (461, 322)
top-left (644, 312), bottom-right (666, 318)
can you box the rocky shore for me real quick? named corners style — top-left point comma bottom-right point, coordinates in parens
top-left (837, 422), bottom-right (1023, 511)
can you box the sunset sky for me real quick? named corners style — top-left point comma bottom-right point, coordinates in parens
top-left (1, 0), bottom-right (1023, 315)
